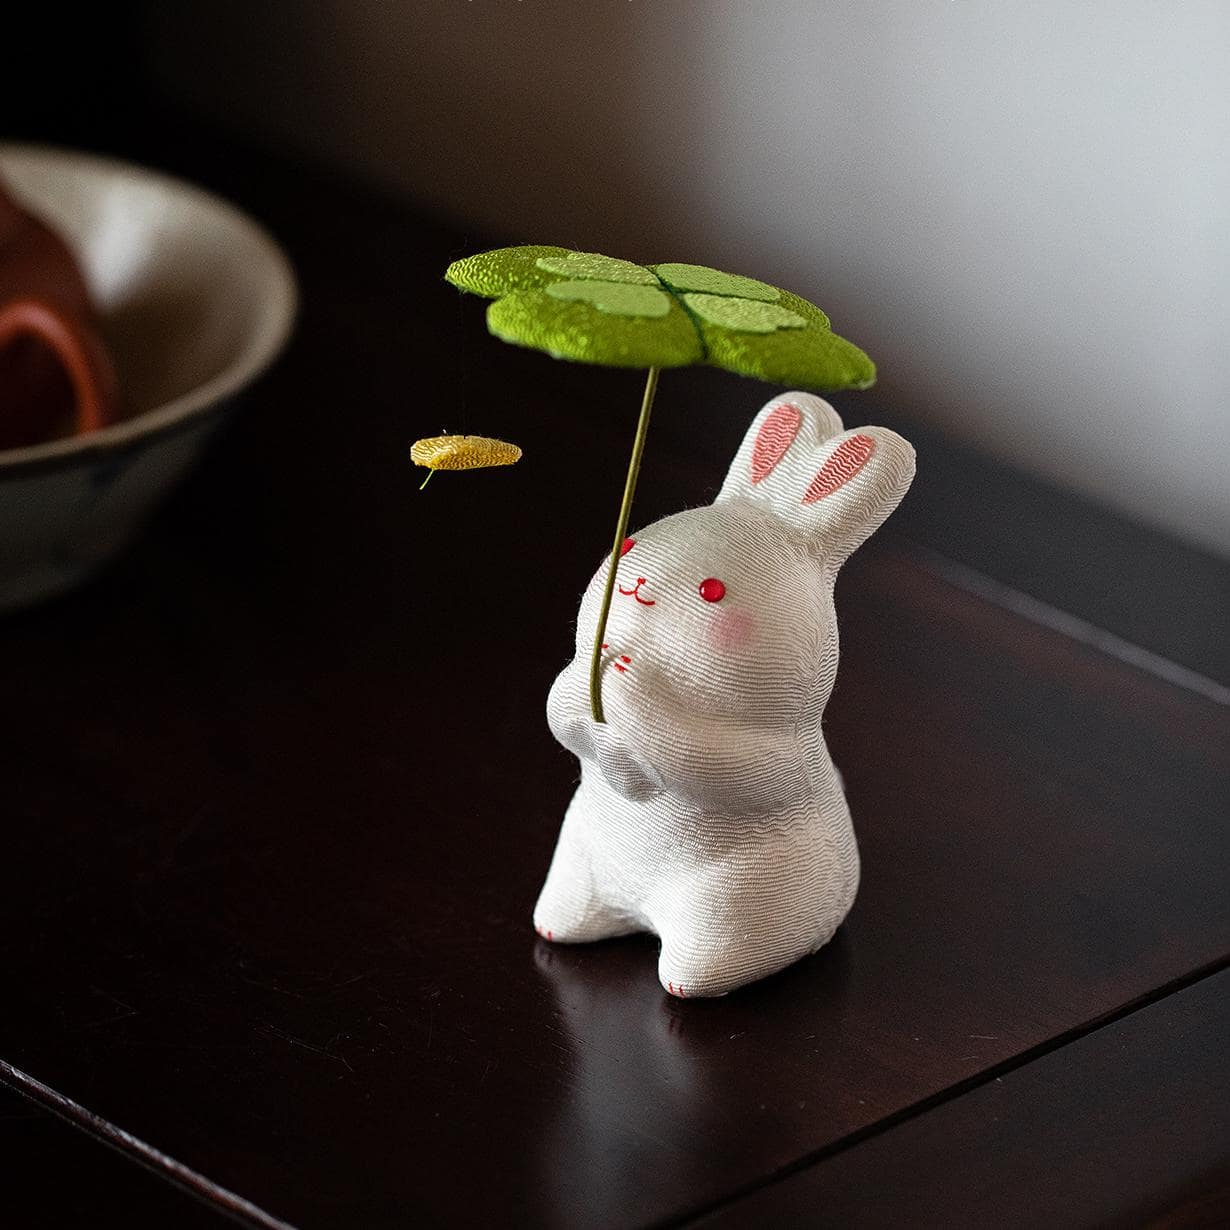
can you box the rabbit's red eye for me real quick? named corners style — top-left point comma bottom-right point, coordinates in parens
top-left (620, 537), bottom-right (636, 557)
top-left (699, 577), bottom-right (726, 603)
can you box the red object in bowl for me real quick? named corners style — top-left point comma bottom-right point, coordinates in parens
top-left (0, 176), bottom-right (119, 450)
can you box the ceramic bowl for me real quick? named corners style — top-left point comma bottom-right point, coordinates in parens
top-left (0, 144), bottom-right (297, 612)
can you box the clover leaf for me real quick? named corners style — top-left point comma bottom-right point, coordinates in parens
top-left (544, 280), bottom-right (672, 318)
top-left (445, 245), bottom-right (872, 391)
top-left (653, 262), bottom-right (780, 301)
top-left (442, 245), bottom-right (878, 723)
top-left (535, 252), bottom-right (658, 284)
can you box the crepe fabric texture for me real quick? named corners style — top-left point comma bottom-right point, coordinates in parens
top-left (534, 392), bottom-right (915, 997)
top-left (444, 247), bottom-right (875, 391)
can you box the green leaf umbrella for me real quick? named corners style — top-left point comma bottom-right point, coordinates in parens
top-left (445, 245), bottom-right (876, 723)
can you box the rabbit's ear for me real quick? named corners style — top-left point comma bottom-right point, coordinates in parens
top-left (717, 392), bottom-right (845, 503)
top-left (792, 425), bottom-right (915, 567)
top-left (717, 394), bottom-right (914, 568)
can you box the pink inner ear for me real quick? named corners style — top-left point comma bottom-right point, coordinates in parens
top-left (751, 403), bottom-right (802, 484)
top-left (803, 434), bottom-right (876, 503)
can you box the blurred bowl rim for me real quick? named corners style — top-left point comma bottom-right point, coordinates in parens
top-left (0, 142), bottom-right (298, 476)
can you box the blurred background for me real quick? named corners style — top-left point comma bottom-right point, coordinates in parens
top-left (5, 0), bottom-right (1227, 555)
top-left (133, 0), bottom-right (1229, 555)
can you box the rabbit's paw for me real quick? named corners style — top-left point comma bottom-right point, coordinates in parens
top-left (592, 733), bottom-right (661, 801)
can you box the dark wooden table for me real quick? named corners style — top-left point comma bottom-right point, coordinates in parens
top-left (2, 125), bottom-right (1227, 1229)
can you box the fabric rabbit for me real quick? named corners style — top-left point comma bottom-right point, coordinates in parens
top-left (535, 391), bottom-right (916, 997)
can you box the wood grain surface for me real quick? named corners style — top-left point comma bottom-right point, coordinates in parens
top-left (695, 969), bottom-right (1230, 1229)
top-left (0, 1084), bottom-right (234, 1229)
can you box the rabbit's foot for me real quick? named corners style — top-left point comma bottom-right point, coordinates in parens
top-left (657, 923), bottom-right (827, 998)
top-left (535, 819), bottom-right (629, 942)
top-left (533, 872), bottom-right (636, 944)
top-left (532, 906), bottom-right (635, 945)
top-left (657, 939), bottom-right (736, 999)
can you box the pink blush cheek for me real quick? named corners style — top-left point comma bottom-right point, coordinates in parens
top-left (708, 609), bottom-right (756, 654)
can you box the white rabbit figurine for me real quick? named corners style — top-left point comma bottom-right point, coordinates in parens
top-left (535, 392), bottom-right (915, 997)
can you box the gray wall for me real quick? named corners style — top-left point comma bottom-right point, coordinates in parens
top-left (143, 1), bottom-right (1229, 554)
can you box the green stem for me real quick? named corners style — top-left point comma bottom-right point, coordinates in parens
top-left (589, 366), bottom-right (660, 724)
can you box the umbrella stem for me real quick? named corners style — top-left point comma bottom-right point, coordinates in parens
top-left (589, 366), bottom-right (660, 724)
